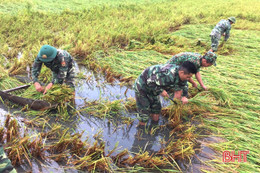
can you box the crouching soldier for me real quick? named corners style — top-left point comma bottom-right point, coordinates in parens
top-left (31, 45), bottom-right (75, 94)
top-left (210, 17), bottom-right (236, 52)
top-left (134, 61), bottom-right (197, 126)
top-left (166, 51), bottom-right (217, 96)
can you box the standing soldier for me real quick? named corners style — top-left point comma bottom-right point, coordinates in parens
top-left (31, 45), bottom-right (75, 94)
top-left (166, 51), bottom-right (217, 96)
top-left (210, 17), bottom-right (236, 52)
top-left (134, 61), bottom-right (197, 126)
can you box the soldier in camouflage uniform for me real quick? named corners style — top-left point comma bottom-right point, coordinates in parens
top-left (0, 144), bottom-right (16, 173)
top-left (134, 61), bottom-right (197, 126)
top-left (166, 51), bottom-right (217, 96)
top-left (31, 45), bottom-right (75, 94)
top-left (210, 17), bottom-right (236, 52)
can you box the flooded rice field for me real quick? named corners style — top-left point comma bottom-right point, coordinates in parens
top-left (0, 63), bottom-right (220, 172)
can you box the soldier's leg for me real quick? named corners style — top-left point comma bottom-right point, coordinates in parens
top-left (211, 35), bottom-right (219, 52)
top-left (135, 90), bottom-right (151, 124)
top-left (150, 95), bottom-right (161, 122)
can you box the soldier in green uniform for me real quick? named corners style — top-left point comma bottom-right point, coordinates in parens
top-left (0, 144), bottom-right (16, 173)
top-left (134, 61), bottom-right (197, 126)
top-left (210, 17), bottom-right (236, 52)
top-left (166, 51), bottom-right (217, 96)
top-left (31, 45), bottom-right (75, 94)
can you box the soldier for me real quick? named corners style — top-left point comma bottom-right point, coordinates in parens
top-left (0, 144), bottom-right (16, 173)
top-left (210, 17), bottom-right (236, 52)
top-left (166, 51), bottom-right (217, 96)
top-left (134, 61), bottom-right (197, 126)
top-left (31, 45), bottom-right (75, 94)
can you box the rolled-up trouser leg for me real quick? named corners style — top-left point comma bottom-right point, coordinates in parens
top-left (135, 90), bottom-right (151, 123)
top-left (149, 95), bottom-right (161, 114)
top-left (135, 90), bottom-right (161, 123)
top-left (211, 35), bottom-right (219, 52)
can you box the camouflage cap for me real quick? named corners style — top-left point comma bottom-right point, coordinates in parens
top-left (203, 51), bottom-right (217, 66)
top-left (228, 17), bottom-right (236, 24)
top-left (37, 45), bottom-right (57, 63)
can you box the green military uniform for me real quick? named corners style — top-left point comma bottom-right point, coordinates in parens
top-left (133, 64), bottom-right (186, 123)
top-left (0, 144), bottom-right (16, 173)
top-left (167, 52), bottom-right (202, 71)
top-left (166, 52), bottom-right (217, 96)
top-left (31, 49), bottom-right (75, 87)
top-left (166, 52), bottom-right (202, 96)
top-left (210, 18), bottom-right (234, 51)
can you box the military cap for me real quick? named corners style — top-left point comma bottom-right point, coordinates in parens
top-left (204, 51), bottom-right (217, 66)
top-left (37, 45), bottom-right (57, 63)
top-left (228, 17), bottom-right (236, 24)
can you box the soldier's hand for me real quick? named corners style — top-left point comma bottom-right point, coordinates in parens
top-left (192, 83), bottom-right (198, 88)
top-left (34, 82), bottom-right (44, 92)
top-left (43, 83), bottom-right (53, 95)
top-left (161, 90), bottom-right (169, 97)
top-left (138, 121), bottom-right (146, 126)
top-left (181, 97), bottom-right (189, 104)
top-left (202, 85), bottom-right (208, 91)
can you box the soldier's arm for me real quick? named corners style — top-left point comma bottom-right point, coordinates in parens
top-left (31, 58), bottom-right (43, 83)
top-left (174, 82), bottom-right (189, 104)
top-left (224, 26), bottom-right (231, 41)
top-left (188, 77), bottom-right (197, 88)
top-left (195, 72), bottom-right (207, 90)
top-left (174, 90), bottom-right (189, 104)
top-left (161, 90), bottom-right (169, 97)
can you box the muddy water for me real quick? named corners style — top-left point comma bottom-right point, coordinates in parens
top-left (73, 64), bottom-right (172, 153)
top-left (0, 64), bottom-right (220, 172)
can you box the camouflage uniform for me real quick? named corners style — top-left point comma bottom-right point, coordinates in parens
top-left (210, 19), bottom-right (232, 51)
top-left (0, 144), bottom-right (16, 173)
top-left (133, 64), bottom-right (186, 123)
top-left (166, 52), bottom-right (202, 96)
top-left (32, 49), bottom-right (75, 87)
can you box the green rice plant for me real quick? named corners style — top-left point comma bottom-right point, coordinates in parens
top-left (0, 0), bottom-right (259, 172)
top-left (79, 100), bottom-right (124, 119)
top-left (17, 84), bottom-right (75, 119)
top-left (0, 77), bottom-right (23, 91)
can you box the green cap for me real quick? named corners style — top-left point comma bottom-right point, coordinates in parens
top-left (37, 45), bottom-right (57, 62)
top-left (204, 51), bottom-right (217, 66)
top-left (228, 17), bottom-right (236, 24)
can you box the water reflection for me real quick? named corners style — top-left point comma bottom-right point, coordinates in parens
top-left (74, 63), bottom-right (135, 108)
top-left (0, 63), bottom-right (219, 172)
top-left (130, 121), bottom-right (170, 155)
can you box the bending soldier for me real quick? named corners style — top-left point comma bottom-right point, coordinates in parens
top-left (31, 45), bottom-right (75, 94)
top-left (134, 61), bottom-right (197, 126)
top-left (166, 51), bottom-right (217, 96)
top-left (210, 17), bottom-right (236, 52)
